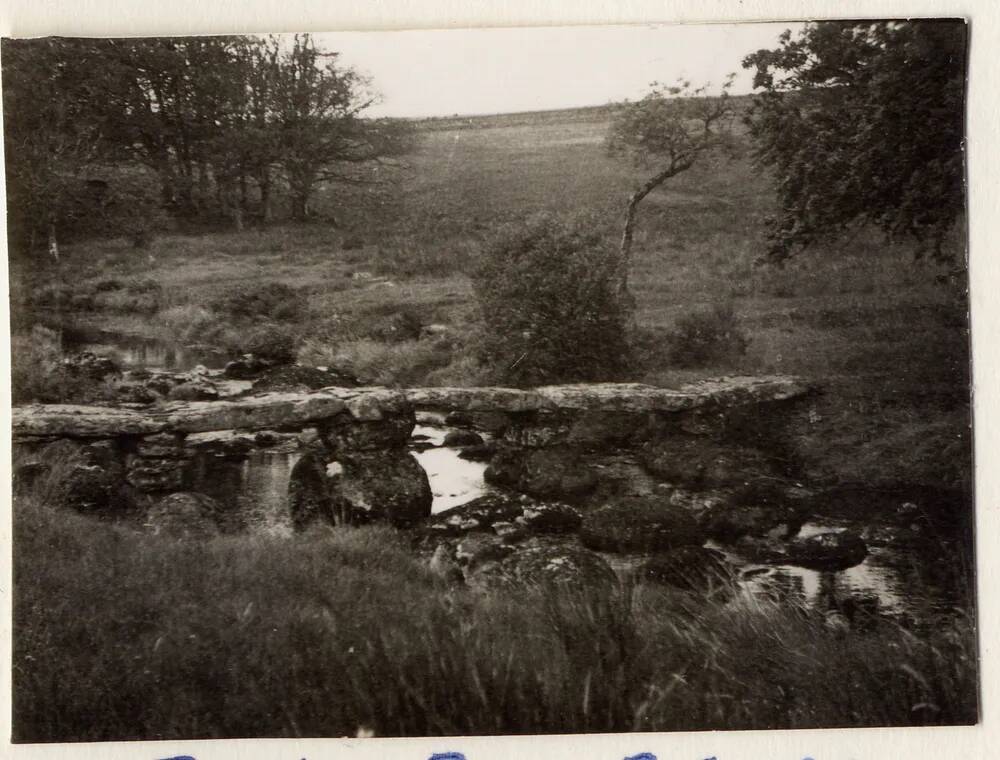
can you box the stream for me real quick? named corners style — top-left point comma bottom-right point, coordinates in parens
top-left (67, 332), bottom-right (971, 622)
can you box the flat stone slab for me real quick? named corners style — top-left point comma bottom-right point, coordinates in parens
top-left (12, 387), bottom-right (408, 440)
top-left (404, 376), bottom-right (811, 413)
top-left (11, 376), bottom-right (810, 440)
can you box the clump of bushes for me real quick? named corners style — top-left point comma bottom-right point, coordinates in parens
top-left (239, 324), bottom-right (298, 365)
top-left (666, 302), bottom-right (749, 368)
top-left (219, 281), bottom-right (306, 323)
top-left (472, 213), bottom-right (632, 386)
top-left (10, 326), bottom-right (120, 404)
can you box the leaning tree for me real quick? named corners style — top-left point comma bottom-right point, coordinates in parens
top-left (607, 76), bottom-right (736, 299)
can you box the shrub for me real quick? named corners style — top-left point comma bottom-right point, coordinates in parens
top-left (67, 165), bottom-right (169, 248)
top-left (220, 281), bottom-right (305, 323)
top-left (10, 326), bottom-right (118, 404)
top-left (240, 324), bottom-right (298, 364)
top-left (666, 302), bottom-right (749, 368)
top-left (472, 213), bottom-right (632, 386)
top-left (363, 306), bottom-right (425, 343)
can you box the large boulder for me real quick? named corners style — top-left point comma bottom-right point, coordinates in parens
top-left (146, 492), bottom-right (221, 538)
top-left (30, 438), bottom-right (133, 514)
top-left (518, 501), bottom-right (582, 534)
top-left (338, 451), bottom-right (432, 528)
top-left (640, 438), bottom-right (781, 489)
top-left (423, 492), bottom-right (529, 536)
top-left (457, 442), bottom-right (497, 462)
top-left (639, 546), bottom-right (735, 592)
top-left (422, 492), bottom-right (582, 540)
top-left (61, 462), bottom-right (129, 513)
top-left (125, 456), bottom-right (188, 493)
top-left (287, 450), bottom-right (341, 530)
top-left (485, 446), bottom-right (598, 502)
top-left (476, 542), bottom-right (618, 592)
top-left (318, 404), bottom-right (416, 453)
top-left (63, 351), bottom-right (121, 381)
top-left (166, 377), bottom-right (220, 402)
top-left (665, 484), bottom-right (807, 543)
top-left (443, 429), bottom-right (484, 447)
top-left (580, 496), bottom-right (705, 553)
top-left (223, 353), bottom-right (281, 380)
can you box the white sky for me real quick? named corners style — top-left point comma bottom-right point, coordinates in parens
top-left (311, 22), bottom-right (805, 118)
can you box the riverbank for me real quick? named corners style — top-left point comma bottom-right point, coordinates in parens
top-left (12, 496), bottom-right (977, 742)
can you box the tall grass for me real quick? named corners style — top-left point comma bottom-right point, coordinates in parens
top-left (13, 497), bottom-right (977, 742)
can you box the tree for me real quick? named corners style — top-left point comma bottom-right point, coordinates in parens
top-left (742, 20), bottom-right (968, 262)
top-left (96, 36), bottom-right (250, 216)
top-left (607, 77), bottom-right (736, 298)
top-left (2, 38), bottom-right (108, 262)
top-left (270, 34), bottom-right (415, 222)
top-left (472, 214), bottom-right (632, 387)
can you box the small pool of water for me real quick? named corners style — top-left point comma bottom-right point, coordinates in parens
top-left (64, 327), bottom-right (232, 372)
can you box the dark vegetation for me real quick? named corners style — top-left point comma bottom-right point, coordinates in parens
top-left (743, 20), bottom-right (968, 262)
top-left (473, 214), bottom-right (633, 386)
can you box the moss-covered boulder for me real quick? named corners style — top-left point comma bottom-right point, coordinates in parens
top-left (580, 496), bottom-right (705, 553)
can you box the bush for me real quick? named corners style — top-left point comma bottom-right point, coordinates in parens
top-left (220, 281), bottom-right (305, 323)
top-left (240, 324), bottom-right (298, 364)
top-left (68, 165), bottom-right (169, 249)
top-left (666, 302), bottom-right (749, 368)
top-left (10, 326), bottom-right (118, 404)
top-left (472, 214), bottom-right (632, 386)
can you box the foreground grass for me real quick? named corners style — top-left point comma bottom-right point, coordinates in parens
top-left (13, 498), bottom-right (977, 742)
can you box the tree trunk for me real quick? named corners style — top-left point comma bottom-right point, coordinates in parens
top-left (260, 179), bottom-right (273, 223)
top-left (617, 161), bottom-right (691, 301)
top-left (291, 189), bottom-right (309, 222)
top-left (47, 220), bottom-right (60, 262)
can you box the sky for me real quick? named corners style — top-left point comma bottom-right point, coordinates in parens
top-left (311, 22), bottom-right (805, 118)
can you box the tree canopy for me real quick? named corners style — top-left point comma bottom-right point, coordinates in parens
top-left (606, 78), bottom-right (736, 297)
top-left (742, 20), bottom-right (968, 262)
top-left (1, 34), bottom-right (414, 258)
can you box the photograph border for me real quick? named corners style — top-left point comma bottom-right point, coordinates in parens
top-left (0, 1), bottom-right (996, 758)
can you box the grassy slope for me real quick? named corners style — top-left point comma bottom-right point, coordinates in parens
top-left (13, 498), bottom-right (977, 741)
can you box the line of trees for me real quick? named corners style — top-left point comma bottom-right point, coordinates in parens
top-left (2, 34), bottom-right (415, 261)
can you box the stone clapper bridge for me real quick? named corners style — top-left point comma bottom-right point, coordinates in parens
top-left (11, 376), bottom-right (813, 530)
